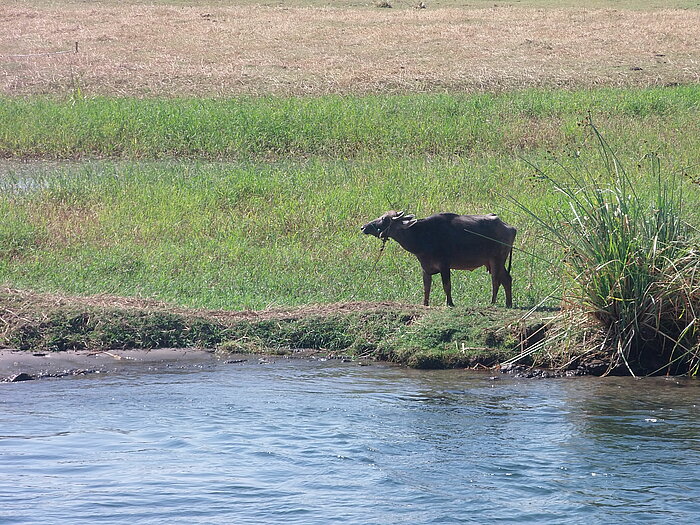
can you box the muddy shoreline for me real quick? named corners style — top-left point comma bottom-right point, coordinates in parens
top-left (0, 346), bottom-right (588, 383)
top-left (0, 347), bottom-right (219, 382)
top-left (0, 346), bottom-right (392, 382)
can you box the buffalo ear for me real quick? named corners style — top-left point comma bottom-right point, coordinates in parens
top-left (404, 219), bottom-right (417, 228)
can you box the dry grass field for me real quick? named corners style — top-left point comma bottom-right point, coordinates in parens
top-left (2, 1), bottom-right (700, 96)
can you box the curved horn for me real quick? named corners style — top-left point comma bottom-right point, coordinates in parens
top-left (392, 211), bottom-right (405, 221)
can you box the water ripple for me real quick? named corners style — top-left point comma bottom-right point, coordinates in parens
top-left (1, 362), bottom-right (699, 524)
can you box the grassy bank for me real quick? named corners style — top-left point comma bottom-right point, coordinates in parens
top-left (3, 88), bottom-right (700, 159)
top-left (0, 288), bottom-right (552, 371)
top-left (1, 89), bottom-right (699, 373)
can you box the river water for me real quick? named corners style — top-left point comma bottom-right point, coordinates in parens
top-left (1, 357), bottom-right (699, 524)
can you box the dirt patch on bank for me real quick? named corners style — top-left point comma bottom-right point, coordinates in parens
top-left (2, 2), bottom-right (699, 96)
top-left (1, 286), bottom-right (428, 337)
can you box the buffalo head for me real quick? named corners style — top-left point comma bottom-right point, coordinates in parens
top-left (361, 211), bottom-right (416, 239)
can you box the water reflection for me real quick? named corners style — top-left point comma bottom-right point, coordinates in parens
top-left (564, 377), bottom-right (700, 444)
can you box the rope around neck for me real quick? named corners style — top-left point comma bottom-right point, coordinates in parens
top-left (352, 237), bottom-right (388, 301)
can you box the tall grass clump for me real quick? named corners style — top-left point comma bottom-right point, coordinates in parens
top-left (515, 117), bottom-right (699, 376)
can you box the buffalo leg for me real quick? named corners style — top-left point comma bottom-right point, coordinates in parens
top-left (422, 270), bottom-right (432, 306)
top-left (490, 269), bottom-right (500, 305)
top-left (441, 269), bottom-right (454, 307)
top-left (502, 269), bottom-right (513, 308)
top-left (491, 266), bottom-right (513, 308)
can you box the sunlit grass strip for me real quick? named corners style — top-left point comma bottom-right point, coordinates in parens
top-left (513, 117), bottom-right (699, 375)
top-left (2, 87), bottom-right (700, 159)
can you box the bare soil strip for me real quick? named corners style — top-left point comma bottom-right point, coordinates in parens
top-left (3, 4), bottom-right (699, 96)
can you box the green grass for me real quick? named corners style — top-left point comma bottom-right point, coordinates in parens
top-left (1, 88), bottom-right (699, 373)
top-left (1, 154), bottom-right (696, 313)
top-left (2, 88), bottom-right (700, 160)
top-left (1, 88), bottom-right (699, 315)
top-left (374, 307), bottom-right (524, 369)
top-left (0, 156), bottom-right (552, 309)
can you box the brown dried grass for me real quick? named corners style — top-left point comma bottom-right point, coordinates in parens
top-left (2, 3), bottom-right (699, 96)
top-left (0, 286), bottom-right (427, 340)
top-left (27, 204), bottom-right (100, 246)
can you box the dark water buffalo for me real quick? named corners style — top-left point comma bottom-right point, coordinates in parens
top-left (361, 211), bottom-right (516, 307)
